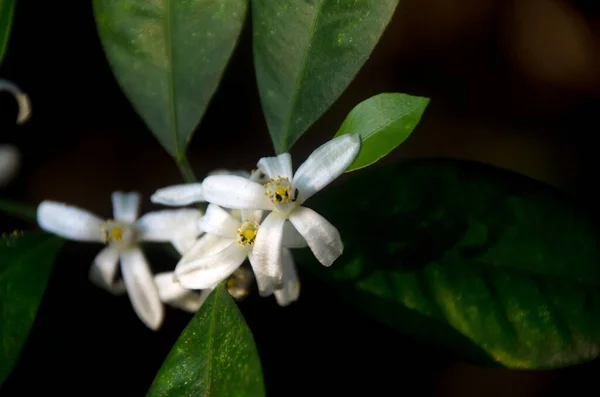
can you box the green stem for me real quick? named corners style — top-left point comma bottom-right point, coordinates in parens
top-left (177, 154), bottom-right (198, 184)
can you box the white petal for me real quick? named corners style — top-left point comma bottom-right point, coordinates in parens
top-left (208, 169), bottom-right (251, 179)
top-left (282, 221), bottom-right (307, 248)
top-left (0, 79), bottom-right (31, 124)
top-left (150, 184), bottom-right (205, 206)
top-left (179, 233), bottom-right (234, 265)
top-left (198, 204), bottom-right (239, 239)
top-left (89, 246), bottom-right (121, 293)
top-left (120, 247), bottom-right (164, 330)
top-left (112, 192), bottom-right (141, 223)
top-left (202, 175), bottom-right (273, 210)
top-left (289, 206), bottom-right (343, 267)
top-left (274, 248), bottom-right (300, 306)
top-left (155, 272), bottom-right (209, 312)
top-left (0, 145), bottom-right (19, 187)
top-left (292, 134), bottom-right (361, 203)
top-left (171, 236), bottom-right (199, 256)
top-left (175, 242), bottom-right (248, 290)
top-left (37, 201), bottom-right (105, 242)
top-left (251, 212), bottom-right (285, 296)
top-left (257, 153), bottom-right (293, 180)
top-left (137, 209), bottom-right (202, 243)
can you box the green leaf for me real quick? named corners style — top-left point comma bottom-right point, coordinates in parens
top-left (0, 198), bottom-right (37, 223)
top-left (0, 0), bottom-right (15, 64)
top-left (147, 283), bottom-right (265, 397)
top-left (253, 0), bottom-right (399, 153)
top-left (334, 93), bottom-right (430, 172)
top-left (0, 232), bottom-right (64, 386)
top-left (94, 0), bottom-right (248, 159)
top-left (300, 159), bottom-right (600, 369)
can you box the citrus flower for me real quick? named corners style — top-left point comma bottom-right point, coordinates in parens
top-left (37, 192), bottom-right (202, 330)
top-left (201, 135), bottom-right (360, 290)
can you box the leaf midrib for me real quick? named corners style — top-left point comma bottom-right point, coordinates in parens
top-left (278, 0), bottom-right (325, 153)
top-left (203, 287), bottom-right (220, 396)
top-left (164, 0), bottom-right (181, 159)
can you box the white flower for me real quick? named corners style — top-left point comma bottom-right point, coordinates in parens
top-left (175, 204), bottom-right (306, 296)
top-left (37, 192), bottom-right (203, 330)
top-left (201, 135), bottom-right (360, 291)
top-left (0, 79), bottom-right (32, 125)
top-left (0, 145), bottom-right (19, 187)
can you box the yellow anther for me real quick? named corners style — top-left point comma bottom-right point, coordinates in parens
top-left (264, 176), bottom-right (297, 204)
top-left (110, 227), bottom-right (123, 241)
top-left (237, 219), bottom-right (259, 246)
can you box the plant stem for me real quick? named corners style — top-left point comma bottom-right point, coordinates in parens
top-left (177, 154), bottom-right (197, 184)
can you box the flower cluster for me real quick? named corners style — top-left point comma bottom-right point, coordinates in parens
top-left (37, 134), bottom-right (360, 329)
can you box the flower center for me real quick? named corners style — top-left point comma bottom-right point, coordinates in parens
top-left (101, 219), bottom-right (136, 248)
top-left (237, 219), bottom-right (259, 246)
top-left (264, 177), bottom-right (298, 204)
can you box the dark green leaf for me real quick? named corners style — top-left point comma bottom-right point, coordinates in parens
top-left (334, 93), bottom-right (429, 172)
top-left (94, 0), bottom-right (247, 158)
top-left (0, 232), bottom-right (64, 386)
top-left (253, 0), bottom-right (399, 153)
top-left (0, 0), bottom-right (15, 64)
top-left (147, 282), bottom-right (265, 397)
top-left (300, 159), bottom-right (600, 369)
top-left (0, 198), bottom-right (37, 223)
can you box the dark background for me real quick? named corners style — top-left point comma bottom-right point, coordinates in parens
top-left (2, 0), bottom-right (600, 395)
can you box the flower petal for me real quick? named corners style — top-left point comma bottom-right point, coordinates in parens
top-left (292, 134), bottom-right (361, 203)
top-left (0, 79), bottom-right (31, 124)
top-left (89, 246), bottom-right (122, 294)
top-left (208, 169), bottom-right (251, 179)
top-left (137, 209), bottom-right (202, 243)
top-left (120, 247), bottom-right (164, 330)
top-left (171, 236), bottom-right (199, 256)
top-left (175, 242), bottom-right (248, 290)
top-left (282, 221), bottom-right (307, 248)
top-left (251, 211), bottom-right (286, 295)
top-left (155, 272), bottom-right (210, 312)
top-left (289, 206), bottom-right (343, 267)
top-left (0, 145), bottom-right (20, 187)
top-left (179, 233), bottom-right (234, 265)
top-left (274, 248), bottom-right (300, 306)
top-left (198, 204), bottom-right (239, 239)
top-left (257, 153), bottom-right (293, 180)
top-left (150, 184), bottom-right (205, 206)
top-left (240, 208), bottom-right (264, 223)
top-left (37, 201), bottom-right (105, 242)
top-left (202, 175), bottom-right (273, 210)
top-left (112, 192), bottom-right (141, 223)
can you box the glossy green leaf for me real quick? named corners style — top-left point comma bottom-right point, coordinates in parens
top-left (0, 232), bottom-right (64, 386)
top-left (147, 283), bottom-right (265, 397)
top-left (94, 0), bottom-right (247, 159)
top-left (334, 93), bottom-right (429, 172)
top-left (0, 198), bottom-right (37, 223)
top-left (0, 0), bottom-right (15, 64)
top-left (300, 159), bottom-right (600, 369)
top-left (253, 0), bottom-right (399, 153)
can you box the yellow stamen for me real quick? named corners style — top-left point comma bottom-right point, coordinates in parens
top-left (237, 219), bottom-right (259, 246)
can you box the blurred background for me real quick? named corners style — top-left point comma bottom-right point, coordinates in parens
top-left (1, 0), bottom-right (600, 395)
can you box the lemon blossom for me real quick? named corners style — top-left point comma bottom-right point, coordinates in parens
top-left (0, 145), bottom-right (19, 187)
top-left (0, 79), bottom-right (31, 125)
top-left (174, 203), bottom-right (306, 296)
top-left (37, 192), bottom-right (203, 330)
top-left (201, 135), bottom-right (360, 288)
